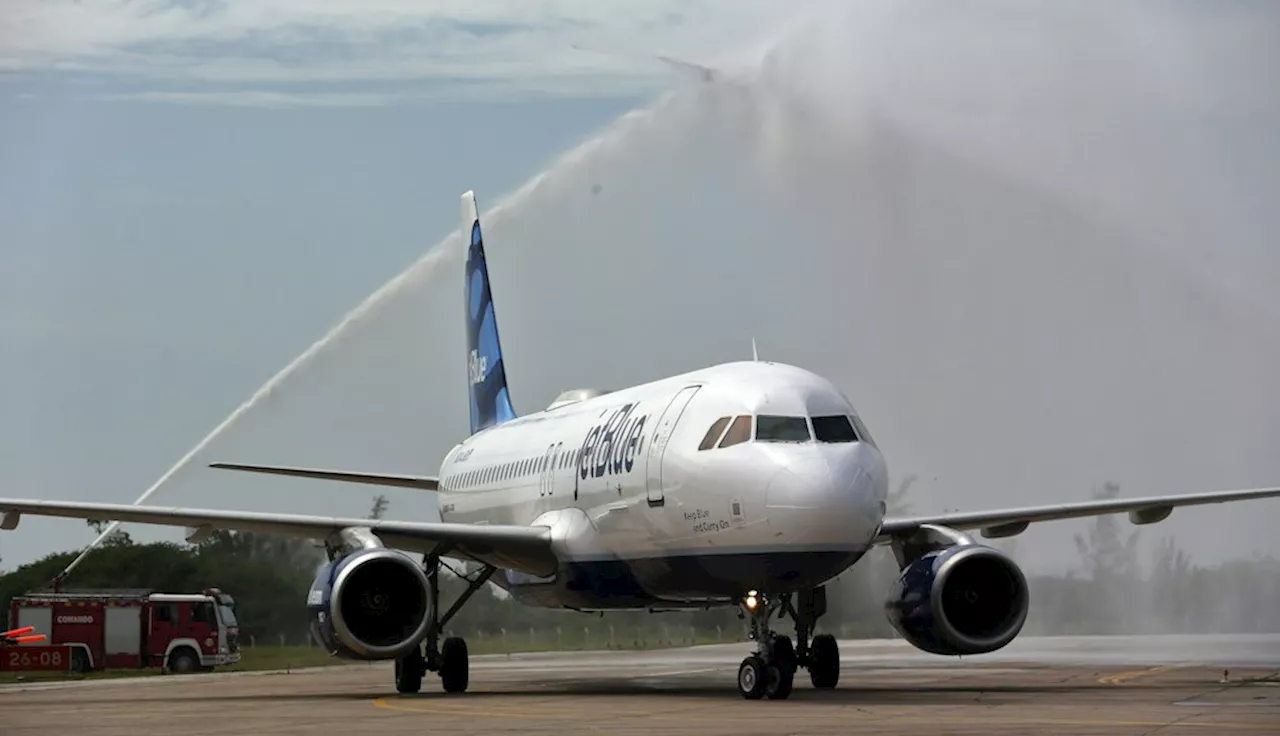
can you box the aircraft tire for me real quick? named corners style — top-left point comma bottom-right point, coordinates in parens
top-left (395, 649), bottom-right (424, 694)
top-left (440, 636), bottom-right (469, 693)
top-left (809, 634), bottom-right (839, 689)
top-left (766, 636), bottom-right (795, 700)
top-left (738, 655), bottom-right (767, 700)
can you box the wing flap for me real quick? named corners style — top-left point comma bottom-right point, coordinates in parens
top-left (877, 486), bottom-right (1280, 542)
top-left (0, 498), bottom-right (553, 575)
top-left (209, 462), bottom-right (439, 491)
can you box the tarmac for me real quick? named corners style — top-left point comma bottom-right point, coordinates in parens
top-left (2, 634), bottom-right (1277, 735)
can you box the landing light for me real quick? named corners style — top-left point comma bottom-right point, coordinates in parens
top-left (744, 591), bottom-right (759, 610)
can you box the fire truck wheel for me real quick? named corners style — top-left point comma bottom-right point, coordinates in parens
top-left (440, 637), bottom-right (468, 694)
top-left (168, 648), bottom-right (199, 675)
top-left (70, 649), bottom-right (91, 674)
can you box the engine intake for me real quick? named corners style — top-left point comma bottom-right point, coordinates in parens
top-left (306, 548), bottom-right (432, 660)
top-left (884, 543), bottom-right (1029, 656)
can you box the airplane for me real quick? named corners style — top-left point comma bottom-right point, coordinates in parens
top-left (3, 190), bottom-right (1279, 701)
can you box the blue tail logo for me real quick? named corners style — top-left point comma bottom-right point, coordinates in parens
top-left (463, 193), bottom-right (517, 435)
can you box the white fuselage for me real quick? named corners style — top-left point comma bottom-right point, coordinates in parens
top-left (435, 361), bottom-right (889, 610)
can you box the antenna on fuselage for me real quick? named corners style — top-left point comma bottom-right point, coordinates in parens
top-left (752, 338), bottom-right (759, 361)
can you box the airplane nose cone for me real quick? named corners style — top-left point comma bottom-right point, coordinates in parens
top-left (765, 447), bottom-right (877, 547)
top-left (764, 458), bottom-right (832, 513)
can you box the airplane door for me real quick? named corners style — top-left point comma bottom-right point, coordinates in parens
top-left (644, 385), bottom-right (701, 506)
top-left (540, 442), bottom-right (561, 498)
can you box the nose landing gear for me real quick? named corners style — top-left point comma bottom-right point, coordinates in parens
top-left (736, 586), bottom-right (839, 700)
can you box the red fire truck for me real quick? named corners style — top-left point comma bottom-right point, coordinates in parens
top-left (3, 588), bottom-right (241, 674)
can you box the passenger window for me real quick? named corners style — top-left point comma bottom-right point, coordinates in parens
top-left (812, 415), bottom-right (858, 443)
top-left (719, 415), bottom-right (752, 448)
top-left (756, 415), bottom-right (811, 442)
top-left (698, 417), bottom-right (731, 450)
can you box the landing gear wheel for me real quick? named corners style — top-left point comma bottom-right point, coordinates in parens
top-left (766, 635), bottom-right (795, 700)
top-left (809, 633), bottom-right (839, 689)
top-left (738, 655), bottom-right (767, 700)
top-left (395, 648), bottom-right (424, 694)
top-left (439, 637), bottom-right (469, 693)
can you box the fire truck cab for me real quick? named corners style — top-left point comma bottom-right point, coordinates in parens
top-left (7, 588), bottom-right (241, 674)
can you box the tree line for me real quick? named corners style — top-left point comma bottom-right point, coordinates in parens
top-left (3, 486), bottom-right (1277, 646)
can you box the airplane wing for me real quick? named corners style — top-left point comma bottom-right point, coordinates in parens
top-left (209, 462), bottom-right (438, 491)
top-left (0, 498), bottom-right (553, 575)
top-left (876, 486), bottom-right (1280, 542)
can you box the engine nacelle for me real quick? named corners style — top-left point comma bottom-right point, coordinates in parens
top-left (884, 543), bottom-right (1029, 656)
top-left (306, 547), bottom-right (432, 660)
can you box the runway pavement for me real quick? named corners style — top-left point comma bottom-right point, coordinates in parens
top-left (2, 635), bottom-right (1277, 735)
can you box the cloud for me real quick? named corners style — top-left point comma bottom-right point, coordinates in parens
top-left (0, 1), bottom-right (806, 102)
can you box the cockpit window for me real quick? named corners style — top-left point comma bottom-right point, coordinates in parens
top-left (850, 413), bottom-right (877, 448)
top-left (698, 416), bottom-right (731, 451)
top-left (718, 415), bottom-right (752, 448)
top-left (755, 415), bottom-right (811, 442)
top-left (812, 415), bottom-right (858, 443)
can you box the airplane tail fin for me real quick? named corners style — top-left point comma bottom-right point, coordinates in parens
top-left (461, 191), bottom-right (517, 435)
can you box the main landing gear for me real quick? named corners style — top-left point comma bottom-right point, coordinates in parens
top-left (394, 554), bottom-right (495, 695)
top-left (736, 586), bottom-right (839, 700)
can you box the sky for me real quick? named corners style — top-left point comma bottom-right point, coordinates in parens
top-left (3, 0), bottom-right (1279, 582)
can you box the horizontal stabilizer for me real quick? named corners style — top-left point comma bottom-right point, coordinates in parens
top-left (209, 462), bottom-right (438, 491)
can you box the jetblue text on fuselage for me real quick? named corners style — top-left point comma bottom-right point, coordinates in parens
top-left (577, 402), bottom-right (648, 485)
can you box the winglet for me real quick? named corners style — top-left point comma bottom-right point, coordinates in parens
top-left (462, 191), bottom-right (517, 435)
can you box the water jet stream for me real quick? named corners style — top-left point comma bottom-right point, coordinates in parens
top-left (57, 94), bottom-right (685, 580)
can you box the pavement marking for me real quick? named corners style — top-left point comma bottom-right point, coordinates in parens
top-left (1099, 665), bottom-right (1168, 685)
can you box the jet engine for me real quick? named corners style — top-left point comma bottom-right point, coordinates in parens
top-left (884, 543), bottom-right (1029, 656)
top-left (306, 547), bottom-right (432, 660)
